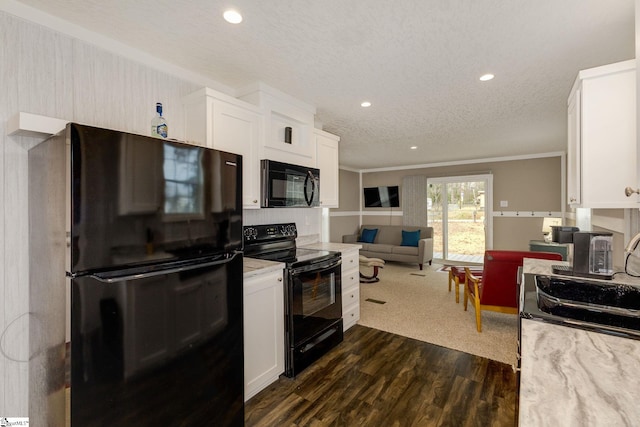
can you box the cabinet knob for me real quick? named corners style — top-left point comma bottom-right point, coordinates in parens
top-left (569, 197), bottom-right (576, 202)
top-left (278, 277), bottom-right (282, 282)
top-left (625, 187), bottom-right (640, 197)
top-left (253, 200), bottom-right (258, 204)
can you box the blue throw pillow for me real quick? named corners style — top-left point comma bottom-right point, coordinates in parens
top-left (401, 230), bottom-right (421, 247)
top-left (359, 228), bottom-right (378, 244)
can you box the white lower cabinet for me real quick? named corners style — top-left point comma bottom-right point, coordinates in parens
top-left (341, 250), bottom-right (360, 331)
top-left (243, 268), bottom-right (284, 401)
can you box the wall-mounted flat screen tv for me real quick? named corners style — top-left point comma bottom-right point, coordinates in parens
top-left (363, 186), bottom-right (400, 207)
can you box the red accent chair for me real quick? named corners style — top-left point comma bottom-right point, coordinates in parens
top-left (464, 250), bottom-right (563, 332)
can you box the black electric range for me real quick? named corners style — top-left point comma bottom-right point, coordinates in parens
top-left (243, 223), bottom-right (344, 377)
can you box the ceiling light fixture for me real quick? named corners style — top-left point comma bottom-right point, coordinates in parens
top-left (361, 101), bottom-right (371, 107)
top-left (223, 9), bottom-right (243, 24)
top-left (410, 146), bottom-right (418, 150)
top-left (479, 73), bottom-right (495, 81)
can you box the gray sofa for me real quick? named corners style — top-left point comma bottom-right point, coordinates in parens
top-left (342, 225), bottom-right (434, 270)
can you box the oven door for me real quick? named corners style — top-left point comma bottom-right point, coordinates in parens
top-left (287, 257), bottom-right (342, 345)
top-left (261, 159), bottom-right (320, 207)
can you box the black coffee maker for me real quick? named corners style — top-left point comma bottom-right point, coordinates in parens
top-left (553, 231), bottom-right (613, 280)
top-left (549, 225), bottom-right (579, 243)
top-left (574, 232), bottom-right (613, 279)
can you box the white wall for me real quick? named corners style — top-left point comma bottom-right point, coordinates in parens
top-left (244, 209), bottom-right (322, 244)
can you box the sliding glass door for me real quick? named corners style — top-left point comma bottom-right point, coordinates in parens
top-left (427, 175), bottom-right (492, 263)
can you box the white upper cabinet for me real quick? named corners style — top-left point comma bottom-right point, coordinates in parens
top-left (183, 88), bottom-right (262, 209)
top-left (567, 60), bottom-right (637, 208)
top-left (315, 129), bottom-right (340, 208)
top-left (238, 83), bottom-right (316, 168)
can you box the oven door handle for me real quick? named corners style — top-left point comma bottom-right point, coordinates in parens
top-left (290, 257), bottom-right (342, 275)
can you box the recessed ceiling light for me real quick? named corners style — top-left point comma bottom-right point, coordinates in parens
top-left (479, 74), bottom-right (495, 81)
top-left (223, 9), bottom-right (243, 24)
top-left (410, 146), bottom-right (418, 150)
top-left (361, 101), bottom-right (371, 107)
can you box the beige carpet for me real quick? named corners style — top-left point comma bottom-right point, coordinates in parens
top-left (358, 261), bottom-right (518, 367)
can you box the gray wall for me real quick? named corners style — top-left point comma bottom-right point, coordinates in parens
top-left (329, 156), bottom-right (563, 250)
top-left (329, 169), bottom-right (361, 242)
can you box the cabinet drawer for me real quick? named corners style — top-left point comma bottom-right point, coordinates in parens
top-left (343, 303), bottom-right (360, 331)
top-left (342, 251), bottom-right (359, 270)
top-left (342, 287), bottom-right (359, 310)
top-left (342, 268), bottom-right (359, 290)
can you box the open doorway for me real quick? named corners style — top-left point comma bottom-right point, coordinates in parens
top-left (427, 175), bottom-right (493, 263)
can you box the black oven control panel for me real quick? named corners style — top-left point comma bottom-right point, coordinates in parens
top-left (243, 223), bottom-right (298, 243)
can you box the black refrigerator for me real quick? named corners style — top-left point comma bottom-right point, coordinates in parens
top-left (31, 123), bottom-right (244, 426)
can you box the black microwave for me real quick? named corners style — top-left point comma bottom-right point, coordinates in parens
top-left (261, 160), bottom-right (320, 207)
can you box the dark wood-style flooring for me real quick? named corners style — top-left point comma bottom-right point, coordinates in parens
top-left (245, 325), bottom-right (517, 427)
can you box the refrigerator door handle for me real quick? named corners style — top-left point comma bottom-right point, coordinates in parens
top-left (87, 252), bottom-right (241, 283)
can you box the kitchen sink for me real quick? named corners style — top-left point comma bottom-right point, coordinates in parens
top-left (535, 275), bottom-right (640, 331)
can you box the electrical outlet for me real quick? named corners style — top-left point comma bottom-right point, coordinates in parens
top-left (500, 200), bottom-right (508, 207)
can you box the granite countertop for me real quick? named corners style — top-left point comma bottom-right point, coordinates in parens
top-left (519, 317), bottom-right (640, 426)
top-left (243, 257), bottom-right (284, 279)
top-left (519, 258), bottom-right (640, 426)
top-left (300, 242), bottom-right (362, 252)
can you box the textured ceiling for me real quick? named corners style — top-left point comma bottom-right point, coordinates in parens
top-left (13, 0), bottom-right (636, 169)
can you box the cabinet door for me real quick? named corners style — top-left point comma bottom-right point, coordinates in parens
top-left (243, 270), bottom-right (284, 401)
top-left (581, 68), bottom-right (636, 207)
top-left (209, 98), bottom-right (261, 208)
top-left (315, 131), bottom-right (340, 208)
top-left (567, 88), bottom-right (581, 206)
top-left (265, 112), bottom-right (315, 167)
top-left (568, 61), bottom-right (637, 208)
